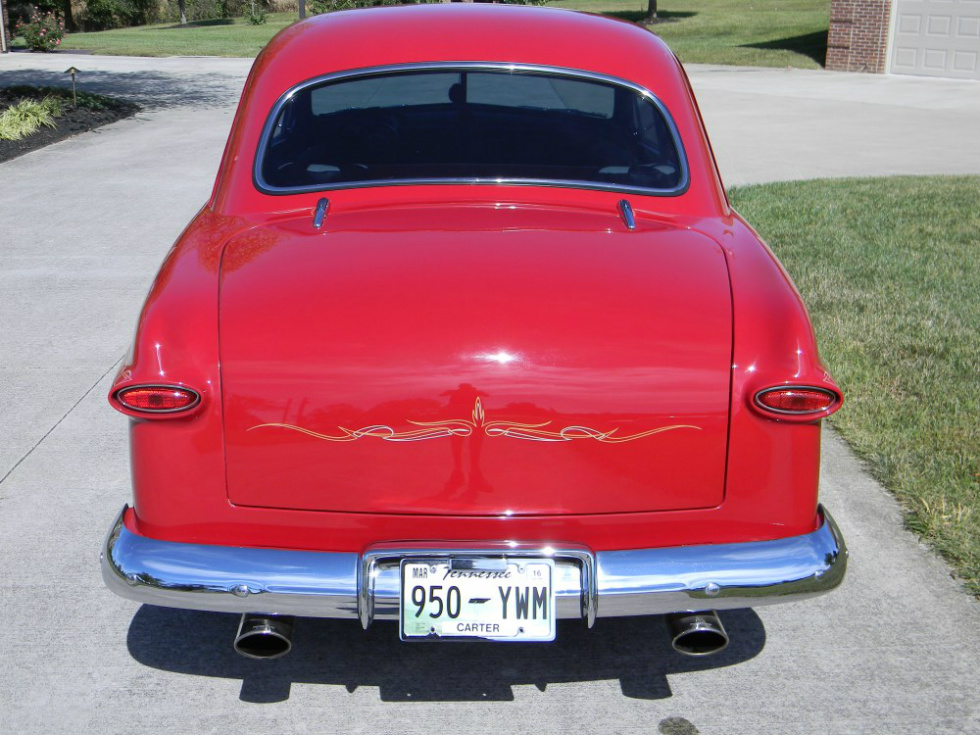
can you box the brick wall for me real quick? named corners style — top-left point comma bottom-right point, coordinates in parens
top-left (827, 0), bottom-right (893, 73)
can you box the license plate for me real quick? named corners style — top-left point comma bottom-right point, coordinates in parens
top-left (400, 558), bottom-right (556, 641)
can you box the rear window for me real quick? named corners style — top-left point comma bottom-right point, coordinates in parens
top-left (257, 67), bottom-right (686, 194)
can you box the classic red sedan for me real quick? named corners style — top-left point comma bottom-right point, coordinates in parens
top-left (102, 4), bottom-right (846, 659)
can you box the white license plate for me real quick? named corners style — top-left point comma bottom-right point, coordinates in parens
top-left (400, 558), bottom-right (556, 641)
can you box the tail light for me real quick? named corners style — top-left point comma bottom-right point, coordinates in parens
top-left (753, 386), bottom-right (841, 420)
top-left (114, 385), bottom-right (201, 415)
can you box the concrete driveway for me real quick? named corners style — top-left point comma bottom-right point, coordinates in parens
top-left (1, 53), bottom-right (979, 735)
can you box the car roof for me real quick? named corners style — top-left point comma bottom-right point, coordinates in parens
top-left (255, 4), bottom-right (681, 94)
top-left (214, 5), bottom-right (728, 216)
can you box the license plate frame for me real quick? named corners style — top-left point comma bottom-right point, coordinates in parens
top-left (399, 557), bottom-right (556, 642)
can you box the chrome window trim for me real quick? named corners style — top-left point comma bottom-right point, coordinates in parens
top-left (253, 62), bottom-right (691, 198)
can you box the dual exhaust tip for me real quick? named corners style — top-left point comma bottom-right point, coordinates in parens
top-left (233, 610), bottom-right (728, 660)
top-left (666, 611), bottom-right (729, 656)
top-left (234, 615), bottom-right (294, 660)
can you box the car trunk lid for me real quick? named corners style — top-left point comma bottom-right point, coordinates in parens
top-left (219, 204), bottom-right (731, 516)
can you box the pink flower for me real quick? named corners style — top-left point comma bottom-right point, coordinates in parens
top-left (55, 39), bottom-right (61, 45)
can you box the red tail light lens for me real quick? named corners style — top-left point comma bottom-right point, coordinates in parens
top-left (755, 386), bottom-right (839, 415)
top-left (115, 386), bottom-right (200, 413)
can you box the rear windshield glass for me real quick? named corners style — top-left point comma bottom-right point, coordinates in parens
top-left (258, 68), bottom-right (685, 194)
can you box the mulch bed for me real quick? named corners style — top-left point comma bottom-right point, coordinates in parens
top-left (0, 87), bottom-right (140, 164)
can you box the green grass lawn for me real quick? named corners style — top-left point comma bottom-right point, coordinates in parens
top-left (555, 0), bottom-right (830, 68)
top-left (58, 12), bottom-right (298, 57)
top-left (51, 0), bottom-right (829, 68)
top-left (731, 176), bottom-right (980, 596)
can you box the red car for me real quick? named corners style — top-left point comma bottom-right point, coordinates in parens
top-left (102, 4), bottom-right (846, 659)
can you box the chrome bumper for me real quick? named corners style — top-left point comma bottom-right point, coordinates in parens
top-left (101, 506), bottom-right (846, 625)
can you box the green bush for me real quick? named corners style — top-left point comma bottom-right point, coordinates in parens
top-left (7, 0), bottom-right (60, 27)
top-left (83, 0), bottom-right (122, 28)
top-left (82, 0), bottom-right (159, 30)
top-left (243, 0), bottom-right (266, 23)
top-left (304, 0), bottom-right (535, 13)
top-left (15, 11), bottom-right (65, 51)
top-left (157, 0), bottom-right (238, 22)
top-left (0, 96), bottom-right (63, 141)
top-left (307, 0), bottom-right (424, 14)
top-left (2, 85), bottom-right (138, 113)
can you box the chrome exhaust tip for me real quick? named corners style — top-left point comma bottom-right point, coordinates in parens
top-left (234, 614), bottom-right (294, 660)
top-left (667, 611), bottom-right (729, 656)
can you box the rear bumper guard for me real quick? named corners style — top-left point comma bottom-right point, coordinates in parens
top-left (101, 505), bottom-right (846, 623)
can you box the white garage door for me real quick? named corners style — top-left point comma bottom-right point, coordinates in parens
top-left (890, 0), bottom-right (980, 78)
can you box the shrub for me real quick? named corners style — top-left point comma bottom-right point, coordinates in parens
top-left (307, 0), bottom-right (401, 14)
top-left (15, 11), bottom-right (65, 52)
top-left (0, 96), bottom-right (63, 141)
top-left (2, 85), bottom-right (140, 114)
top-left (83, 0), bottom-right (123, 28)
top-left (158, 0), bottom-right (236, 22)
top-left (304, 0), bottom-right (534, 14)
top-left (243, 0), bottom-right (266, 23)
top-left (7, 0), bottom-right (60, 27)
top-left (127, 0), bottom-right (158, 24)
top-left (82, 0), bottom-right (158, 30)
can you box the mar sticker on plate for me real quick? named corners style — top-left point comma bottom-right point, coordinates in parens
top-left (400, 558), bottom-right (556, 641)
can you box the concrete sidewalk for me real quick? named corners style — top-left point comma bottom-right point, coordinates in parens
top-left (1, 53), bottom-right (979, 735)
top-left (691, 63), bottom-right (980, 185)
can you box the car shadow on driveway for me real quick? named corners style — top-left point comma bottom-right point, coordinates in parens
top-left (126, 605), bottom-right (765, 702)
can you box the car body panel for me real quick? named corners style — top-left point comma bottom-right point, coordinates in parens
top-left (219, 205), bottom-right (732, 516)
top-left (115, 205), bottom-right (835, 552)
